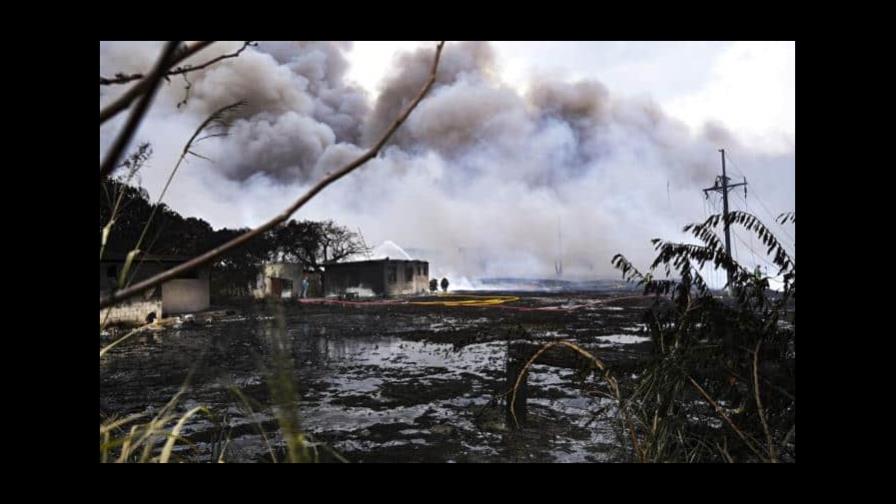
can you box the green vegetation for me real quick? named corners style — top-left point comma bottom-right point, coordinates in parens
top-left (606, 210), bottom-right (795, 462)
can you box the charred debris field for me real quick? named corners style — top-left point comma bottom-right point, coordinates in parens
top-left (100, 290), bottom-right (663, 463)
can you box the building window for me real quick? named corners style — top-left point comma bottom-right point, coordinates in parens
top-left (406, 267), bottom-right (413, 282)
top-left (424, 264), bottom-right (428, 276)
top-left (388, 267), bottom-right (397, 283)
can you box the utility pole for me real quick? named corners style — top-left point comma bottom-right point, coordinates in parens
top-left (555, 218), bottom-right (563, 277)
top-left (703, 148), bottom-right (747, 289)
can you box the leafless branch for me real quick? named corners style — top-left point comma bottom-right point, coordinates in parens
top-left (99, 41), bottom-right (214, 125)
top-left (176, 72), bottom-right (192, 109)
top-left (99, 41), bottom-right (446, 309)
top-left (100, 42), bottom-right (255, 86)
top-left (167, 41), bottom-right (255, 77)
top-left (507, 340), bottom-right (645, 462)
top-left (687, 375), bottom-right (767, 462)
top-left (753, 340), bottom-right (777, 462)
top-left (99, 42), bottom-right (181, 180)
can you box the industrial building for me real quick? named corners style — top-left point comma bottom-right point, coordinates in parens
top-left (323, 258), bottom-right (429, 298)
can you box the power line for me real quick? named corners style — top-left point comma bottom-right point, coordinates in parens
top-left (721, 150), bottom-right (746, 178)
top-left (706, 194), bottom-right (723, 288)
top-left (725, 160), bottom-right (796, 255)
top-left (724, 151), bottom-right (796, 247)
top-left (702, 195), bottom-right (715, 288)
top-left (732, 225), bottom-right (780, 274)
top-left (733, 190), bottom-right (796, 269)
top-left (732, 222), bottom-right (739, 261)
top-left (736, 190), bottom-right (758, 267)
top-left (726, 174), bottom-right (795, 259)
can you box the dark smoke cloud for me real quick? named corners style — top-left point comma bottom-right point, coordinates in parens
top-left (99, 41), bottom-right (794, 284)
top-left (361, 41), bottom-right (498, 149)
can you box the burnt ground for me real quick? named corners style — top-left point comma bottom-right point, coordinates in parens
top-left (99, 290), bottom-right (657, 463)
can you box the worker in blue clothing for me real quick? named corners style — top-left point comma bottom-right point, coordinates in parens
top-left (301, 274), bottom-right (310, 298)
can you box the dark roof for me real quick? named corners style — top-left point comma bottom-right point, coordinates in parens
top-left (323, 258), bottom-right (428, 268)
top-left (100, 253), bottom-right (193, 264)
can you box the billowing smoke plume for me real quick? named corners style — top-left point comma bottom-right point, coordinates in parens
top-left (100, 41), bottom-right (795, 284)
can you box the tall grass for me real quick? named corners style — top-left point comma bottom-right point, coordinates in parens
top-left (100, 300), bottom-right (350, 463)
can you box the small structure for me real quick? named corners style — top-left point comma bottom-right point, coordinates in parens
top-left (323, 258), bottom-right (429, 298)
top-left (100, 254), bottom-right (210, 325)
top-left (254, 262), bottom-right (301, 299)
top-left (254, 262), bottom-right (323, 299)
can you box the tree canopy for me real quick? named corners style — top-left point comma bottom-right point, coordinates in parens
top-left (100, 174), bottom-right (369, 297)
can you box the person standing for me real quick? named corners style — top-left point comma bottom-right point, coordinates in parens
top-left (301, 274), bottom-right (310, 298)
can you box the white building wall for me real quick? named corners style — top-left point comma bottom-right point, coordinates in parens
top-left (162, 279), bottom-right (210, 315)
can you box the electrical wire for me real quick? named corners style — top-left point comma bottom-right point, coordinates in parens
top-left (724, 151), bottom-right (795, 248)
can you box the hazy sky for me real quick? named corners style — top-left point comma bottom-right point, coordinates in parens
top-left (100, 41), bottom-right (795, 285)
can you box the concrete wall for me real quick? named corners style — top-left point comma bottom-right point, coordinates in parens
top-left (101, 297), bottom-right (162, 325)
top-left (324, 261), bottom-right (386, 297)
top-left (162, 279), bottom-right (210, 315)
top-left (101, 259), bottom-right (210, 319)
top-left (383, 260), bottom-right (430, 296)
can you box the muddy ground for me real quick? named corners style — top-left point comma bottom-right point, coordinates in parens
top-left (100, 290), bottom-right (657, 463)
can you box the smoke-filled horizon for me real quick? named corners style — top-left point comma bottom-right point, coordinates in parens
top-left (99, 41), bottom-right (795, 286)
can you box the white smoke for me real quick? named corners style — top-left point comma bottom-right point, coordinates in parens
top-left (99, 41), bottom-right (795, 285)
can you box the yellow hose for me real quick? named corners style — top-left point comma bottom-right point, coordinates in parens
top-left (408, 294), bottom-right (520, 307)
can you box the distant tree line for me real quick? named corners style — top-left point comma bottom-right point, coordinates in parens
top-left (100, 172), bottom-right (369, 299)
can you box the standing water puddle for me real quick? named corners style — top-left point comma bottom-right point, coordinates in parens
top-left (101, 298), bottom-right (648, 462)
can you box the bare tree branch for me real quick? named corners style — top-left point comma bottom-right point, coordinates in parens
top-left (99, 41), bottom-right (214, 125)
top-left (99, 41), bottom-right (181, 180)
top-left (99, 41), bottom-right (446, 309)
top-left (752, 340), bottom-right (778, 462)
top-left (101, 42), bottom-right (255, 86)
top-left (167, 41), bottom-right (255, 77)
top-left (687, 375), bottom-right (768, 462)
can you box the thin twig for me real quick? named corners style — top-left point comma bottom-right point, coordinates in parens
top-left (100, 42), bottom-right (254, 86)
top-left (753, 340), bottom-right (777, 462)
top-left (123, 101), bottom-right (244, 276)
top-left (507, 340), bottom-right (644, 462)
top-left (99, 42), bottom-right (180, 179)
top-left (229, 387), bottom-right (278, 463)
top-left (167, 42), bottom-right (254, 78)
top-left (687, 375), bottom-right (767, 461)
top-left (100, 41), bottom-right (214, 125)
top-left (99, 322), bottom-right (154, 357)
top-left (717, 438), bottom-right (735, 463)
top-left (724, 362), bottom-right (794, 401)
top-left (100, 41), bottom-right (446, 309)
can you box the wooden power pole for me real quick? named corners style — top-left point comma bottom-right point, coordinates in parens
top-left (703, 149), bottom-right (747, 289)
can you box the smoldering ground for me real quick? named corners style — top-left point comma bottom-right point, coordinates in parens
top-left (99, 41), bottom-right (794, 282)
